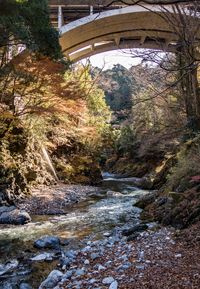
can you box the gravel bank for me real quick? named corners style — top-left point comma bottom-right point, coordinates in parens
top-left (17, 184), bottom-right (100, 215)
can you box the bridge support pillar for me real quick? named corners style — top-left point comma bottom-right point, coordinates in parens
top-left (58, 5), bottom-right (64, 29)
top-left (90, 6), bottom-right (94, 15)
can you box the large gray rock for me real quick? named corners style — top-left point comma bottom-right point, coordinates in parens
top-left (122, 224), bottom-right (148, 236)
top-left (0, 207), bottom-right (31, 225)
top-left (134, 192), bottom-right (158, 209)
top-left (0, 206), bottom-right (16, 215)
top-left (34, 236), bottom-right (60, 249)
top-left (39, 270), bottom-right (63, 288)
top-left (31, 252), bottom-right (55, 261)
top-left (0, 260), bottom-right (19, 276)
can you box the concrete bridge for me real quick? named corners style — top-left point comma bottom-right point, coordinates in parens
top-left (49, 1), bottom-right (200, 61)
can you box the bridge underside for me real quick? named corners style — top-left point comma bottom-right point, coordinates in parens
top-left (59, 6), bottom-right (183, 62)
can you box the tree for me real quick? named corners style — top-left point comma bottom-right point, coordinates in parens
top-left (115, 1), bottom-right (200, 130)
top-left (0, 0), bottom-right (61, 67)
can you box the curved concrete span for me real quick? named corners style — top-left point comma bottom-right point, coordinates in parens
top-left (59, 5), bottom-right (197, 62)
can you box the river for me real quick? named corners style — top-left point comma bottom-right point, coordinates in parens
top-left (0, 173), bottom-right (150, 288)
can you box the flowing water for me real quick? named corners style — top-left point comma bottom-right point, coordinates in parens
top-left (0, 173), bottom-right (150, 288)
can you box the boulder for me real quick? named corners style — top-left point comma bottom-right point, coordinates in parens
top-left (0, 260), bottom-right (19, 277)
top-left (0, 206), bottom-right (31, 225)
top-left (39, 270), bottom-right (63, 288)
top-left (34, 236), bottom-right (60, 249)
top-left (134, 191), bottom-right (158, 209)
top-left (122, 224), bottom-right (148, 236)
top-left (127, 232), bottom-right (140, 242)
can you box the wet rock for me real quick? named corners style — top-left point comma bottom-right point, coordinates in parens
top-left (31, 252), bottom-right (55, 261)
top-left (109, 281), bottom-right (118, 289)
top-left (0, 208), bottom-right (31, 225)
top-left (102, 277), bottom-right (115, 284)
top-left (39, 270), bottom-right (63, 289)
top-left (19, 283), bottom-right (32, 289)
top-left (0, 260), bottom-right (19, 276)
top-left (106, 191), bottom-right (122, 197)
top-left (34, 236), bottom-right (60, 249)
top-left (122, 224), bottom-right (148, 236)
top-left (0, 206), bottom-right (16, 214)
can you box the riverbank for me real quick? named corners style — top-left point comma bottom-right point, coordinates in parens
top-left (38, 223), bottom-right (200, 289)
top-left (1, 177), bottom-right (200, 289)
top-left (17, 184), bottom-right (100, 215)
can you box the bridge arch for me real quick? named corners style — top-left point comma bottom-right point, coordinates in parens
top-left (59, 5), bottom-right (192, 62)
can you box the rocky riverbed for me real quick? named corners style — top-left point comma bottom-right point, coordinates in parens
top-left (0, 175), bottom-right (200, 289)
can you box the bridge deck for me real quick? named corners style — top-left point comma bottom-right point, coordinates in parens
top-left (49, 0), bottom-right (124, 26)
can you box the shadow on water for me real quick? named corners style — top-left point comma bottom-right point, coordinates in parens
top-left (0, 173), bottom-right (150, 288)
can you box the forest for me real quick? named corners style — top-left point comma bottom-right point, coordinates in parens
top-left (0, 1), bottom-right (200, 289)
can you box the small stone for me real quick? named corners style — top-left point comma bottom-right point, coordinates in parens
top-left (89, 278), bottom-right (96, 284)
top-left (75, 268), bottom-right (84, 276)
top-left (65, 250), bottom-right (77, 259)
top-left (102, 277), bottom-right (115, 284)
top-left (136, 265), bottom-right (145, 270)
top-left (81, 246), bottom-right (91, 253)
top-left (91, 253), bottom-right (100, 260)
top-left (103, 232), bottom-right (111, 237)
top-left (105, 260), bottom-right (112, 267)
top-left (84, 259), bottom-right (90, 265)
top-left (109, 281), bottom-right (118, 289)
top-left (175, 254), bottom-right (182, 258)
top-left (98, 265), bottom-right (106, 271)
top-left (60, 257), bottom-right (71, 267)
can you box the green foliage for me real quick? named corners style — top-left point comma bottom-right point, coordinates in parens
top-left (167, 137), bottom-right (200, 191)
top-left (0, 0), bottom-right (61, 62)
top-left (115, 125), bottom-right (137, 157)
top-left (96, 64), bottom-right (135, 111)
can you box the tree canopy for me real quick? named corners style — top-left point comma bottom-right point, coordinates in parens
top-left (0, 0), bottom-right (61, 62)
